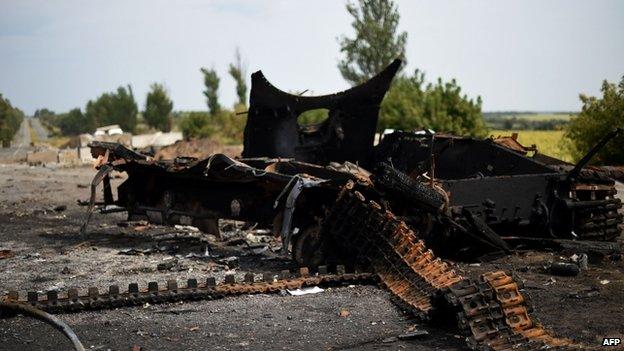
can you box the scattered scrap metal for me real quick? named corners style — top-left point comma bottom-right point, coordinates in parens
top-left (3, 59), bottom-right (622, 350)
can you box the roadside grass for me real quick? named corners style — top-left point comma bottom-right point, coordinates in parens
top-left (490, 129), bottom-right (573, 162)
top-left (28, 120), bottom-right (39, 145)
top-left (48, 136), bottom-right (71, 148)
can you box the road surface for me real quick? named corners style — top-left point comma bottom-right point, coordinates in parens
top-left (29, 117), bottom-right (49, 142)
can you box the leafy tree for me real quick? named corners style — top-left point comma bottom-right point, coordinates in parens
top-left (34, 108), bottom-right (55, 119)
top-left (228, 48), bottom-right (248, 106)
top-left (59, 108), bottom-right (94, 135)
top-left (144, 83), bottom-right (173, 132)
top-left (0, 94), bottom-right (24, 145)
top-left (33, 108), bottom-right (59, 131)
top-left (85, 85), bottom-right (138, 132)
top-left (338, 0), bottom-right (407, 85)
top-left (565, 77), bottom-right (624, 165)
top-left (200, 68), bottom-right (221, 115)
top-left (380, 70), bottom-right (487, 137)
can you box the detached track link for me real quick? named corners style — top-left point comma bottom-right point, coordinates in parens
top-left (1, 269), bottom-right (375, 314)
top-left (323, 184), bottom-right (584, 350)
top-left (322, 185), bottom-right (462, 320)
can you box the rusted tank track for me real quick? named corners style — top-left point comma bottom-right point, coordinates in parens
top-left (571, 180), bottom-right (622, 241)
top-left (1, 268), bottom-right (374, 314)
top-left (2, 183), bottom-right (590, 350)
top-left (322, 182), bottom-right (583, 350)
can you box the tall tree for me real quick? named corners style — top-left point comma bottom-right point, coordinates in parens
top-left (200, 67), bottom-right (221, 115)
top-left (338, 0), bottom-right (407, 85)
top-left (0, 94), bottom-right (24, 145)
top-left (144, 83), bottom-right (173, 132)
top-left (85, 85), bottom-right (138, 132)
top-left (228, 48), bottom-right (248, 106)
top-left (565, 77), bottom-right (624, 165)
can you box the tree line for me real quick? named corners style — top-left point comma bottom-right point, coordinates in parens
top-left (7, 0), bottom-right (623, 164)
top-left (39, 46), bottom-right (247, 140)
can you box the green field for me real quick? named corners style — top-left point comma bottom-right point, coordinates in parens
top-left (486, 113), bottom-right (575, 121)
top-left (490, 129), bottom-right (572, 162)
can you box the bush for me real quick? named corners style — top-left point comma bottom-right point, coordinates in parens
top-left (59, 108), bottom-right (94, 136)
top-left (565, 77), bottom-right (624, 165)
top-left (380, 70), bottom-right (487, 137)
top-left (178, 106), bottom-right (247, 144)
top-left (179, 112), bottom-right (214, 139)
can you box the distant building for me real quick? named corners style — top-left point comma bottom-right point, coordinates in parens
top-left (94, 124), bottom-right (123, 136)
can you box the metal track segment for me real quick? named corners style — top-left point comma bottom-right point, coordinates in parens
top-left (322, 184), bottom-right (586, 350)
top-left (1, 269), bottom-right (375, 314)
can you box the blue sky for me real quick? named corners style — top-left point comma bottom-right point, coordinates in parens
top-left (1, 0), bottom-right (623, 115)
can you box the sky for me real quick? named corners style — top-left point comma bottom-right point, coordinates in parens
top-left (0, 0), bottom-right (623, 115)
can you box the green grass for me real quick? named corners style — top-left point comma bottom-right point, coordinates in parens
top-left (490, 129), bottom-right (573, 162)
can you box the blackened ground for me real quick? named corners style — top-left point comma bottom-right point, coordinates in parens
top-left (0, 165), bottom-right (622, 350)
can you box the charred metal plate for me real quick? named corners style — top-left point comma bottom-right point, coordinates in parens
top-left (243, 59), bottom-right (401, 168)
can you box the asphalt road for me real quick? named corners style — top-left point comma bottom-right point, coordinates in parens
top-left (29, 118), bottom-right (49, 142)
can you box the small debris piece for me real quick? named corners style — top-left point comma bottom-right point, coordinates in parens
top-left (577, 254), bottom-right (588, 270)
top-left (189, 326), bottom-right (200, 331)
top-left (544, 277), bottom-right (556, 286)
top-left (174, 225), bottom-right (200, 232)
top-left (118, 248), bottom-right (157, 256)
top-left (0, 249), bottom-right (14, 260)
top-left (600, 279), bottom-right (610, 285)
top-left (398, 330), bottom-right (429, 340)
top-left (567, 287), bottom-right (600, 299)
top-left (61, 266), bottom-right (71, 275)
top-left (132, 345), bottom-right (141, 351)
top-left (216, 256), bottom-right (239, 269)
top-left (339, 308), bottom-right (350, 317)
top-left (287, 287), bottom-right (324, 296)
top-left (118, 220), bottom-right (149, 228)
top-left (53, 205), bottom-right (67, 212)
top-left (548, 262), bottom-right (580, 276)
top-left (225, 238), bottom-right (247, 246)
top-left (157, 259), bottom-right (185, 271)
top-left (382, 337), bottom-right (398, 343)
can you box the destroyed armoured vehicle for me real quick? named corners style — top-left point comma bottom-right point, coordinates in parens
top-left (86, 59), bottom-right (622, 265)
top-left (374, 130), bottom-right (622, 256)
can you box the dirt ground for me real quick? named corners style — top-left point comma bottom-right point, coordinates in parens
top-left (0, 164), bottom-right (623, 350)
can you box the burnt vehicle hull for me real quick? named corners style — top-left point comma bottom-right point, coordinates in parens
top-left (87, 59), bottom-right (621, 265)
top-left (375, 132), bottom-right (623, 246)
top-left (243, 59), bottom-right (401, 168)
top-left (86, 141), bottom-right (374, 265)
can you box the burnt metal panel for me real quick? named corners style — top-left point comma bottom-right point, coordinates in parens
top-left (243, 59), bottom-right (402, 168)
